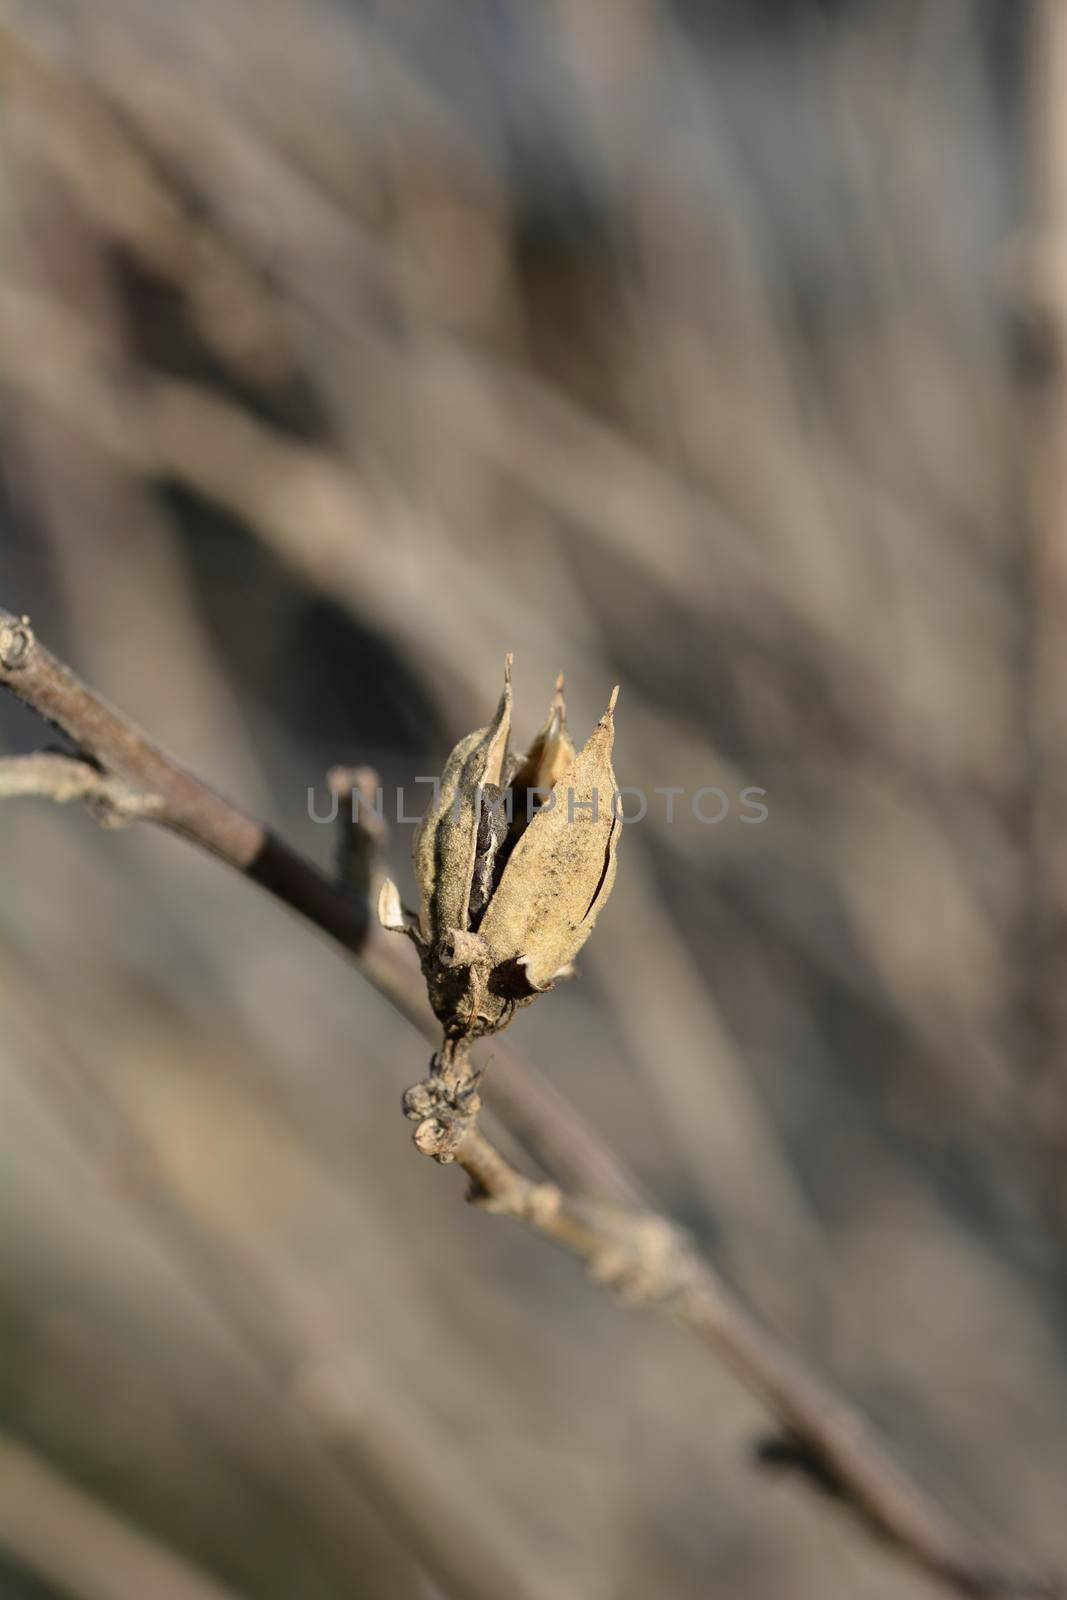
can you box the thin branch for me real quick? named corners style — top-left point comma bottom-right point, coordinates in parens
top-left (455, 1129), bottom-right (1055, 1600)
top-left (0, 609), bottom-right (368, 948)
top-left (0, 603), bottom-right (1058, 1600)
top-left (0, 752), bottom-right (162, 823)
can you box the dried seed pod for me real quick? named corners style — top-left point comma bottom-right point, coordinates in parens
top-left (479, 686), bottom-right (619, 993)
top-left (380, 662), bottom-right (620, 1041)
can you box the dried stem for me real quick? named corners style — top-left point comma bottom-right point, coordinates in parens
top-left (0, 602), bottom-right (1057, 1600)
top-left (457, 1126), bottom-right (1056, 1599)
top-left (0, 751), bottom-right (162, 822)
top-left (0, 609), bottom-right (368, 948)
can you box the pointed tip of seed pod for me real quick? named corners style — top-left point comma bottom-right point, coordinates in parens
top-left (504, 653), bottom-right (514, 684)
top-left (548, 674), bottom-right (567, 736)
top-left (607, 685), bottom-right (620, 716)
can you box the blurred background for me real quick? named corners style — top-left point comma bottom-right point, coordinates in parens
top-left (1, 0), bottom-right (1066, 1595)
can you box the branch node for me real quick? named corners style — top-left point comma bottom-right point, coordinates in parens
top-left (587, 1215), bottom-right (693, 1306)
top-left (0, 616), bottom-right (34, 671)
top-left (0, 753), bottom-right (164, 827)
top-left (413, 1113), bottom-right (466, 1164)
top-left (86, 784), bottom-right (166, 829)
top-left (405, 1040), bottom-right (483, 1161)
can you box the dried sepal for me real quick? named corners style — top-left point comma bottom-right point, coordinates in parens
top-left (412, 656), bottom-right (512, 945)
top-left (509, 674), bottom-right (576, 819)
top-left (377, 877), bottom-right (405, 932)
top-left (479, 686), bottom-right (620, 992)
top-left (375, 876), bottom-right (422, 947)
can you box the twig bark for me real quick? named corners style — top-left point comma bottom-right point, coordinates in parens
top-left (0, 602), bottom-right (1058, 1600)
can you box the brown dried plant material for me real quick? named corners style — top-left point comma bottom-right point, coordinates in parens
top-left (508, 673), bottom-right (576, 822)
top-left (478, 684), bottom-right (619, 994)
top-left (412, 657), bottom-right (514, 951)
top-left (379, 665), bottom-right (620, 1046)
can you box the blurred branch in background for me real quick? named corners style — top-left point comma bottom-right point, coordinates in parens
top-left (0, 1431), bottom-right (247, 1600)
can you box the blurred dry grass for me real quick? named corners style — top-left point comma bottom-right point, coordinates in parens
top-left (0, 0), bottom-right (1065, 1596)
